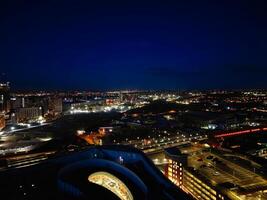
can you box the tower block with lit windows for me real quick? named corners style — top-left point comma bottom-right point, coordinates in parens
top-left (164, 147), bottom-right (187, 188)
top-left (0, 82), bottom-right (10, 114)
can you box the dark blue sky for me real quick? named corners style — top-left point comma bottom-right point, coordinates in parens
top-left (1, 0), bottom-right (267, 90)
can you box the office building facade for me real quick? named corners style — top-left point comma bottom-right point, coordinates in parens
top-left (164, 147), bottom-right (227, 200)
top-left (15, 107), bottom-right (42, 123)
top-left (0, 82), bottom-right (10, 113)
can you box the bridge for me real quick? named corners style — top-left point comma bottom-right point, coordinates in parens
top-left (215, 127), bottom-right (267, 138)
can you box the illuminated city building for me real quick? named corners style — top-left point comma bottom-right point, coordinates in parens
top-left (14, 107), bottom-right (42, 123)
top-left (165, 147), bottom-right (187, 188)
top-left (10, 96), bottom-right (25, 110)
top-left (106, 98), bottom-right (121, 105)
top-left (0, 82), bottom-right (10, 113)
top-left (76, 127), bottom-right (113, 145)
top-left (98, 126), bottom-right (113, 135)
top-left (164, 147), bottom-right (227, 200)
top-left (182, 169), bottom-right (222, 200)
top-left (164, 143), bottom-right (267, 200)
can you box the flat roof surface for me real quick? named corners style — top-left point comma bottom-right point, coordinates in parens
top-left (180, 145), bottom-right (267, 199)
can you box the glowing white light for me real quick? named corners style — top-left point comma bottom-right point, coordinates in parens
top-left (88, 171), bottom-right (133, 200)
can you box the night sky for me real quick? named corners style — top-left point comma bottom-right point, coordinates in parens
top-left (1, 0), bottom-right (267, 90)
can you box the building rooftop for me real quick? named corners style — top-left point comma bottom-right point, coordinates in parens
top-left (0, 145), bottom-right (192, 200)
top-left (176, 144), bottom-right (267, 199)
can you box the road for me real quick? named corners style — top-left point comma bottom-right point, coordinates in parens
top-left (0, 123), bottom-right (51, 136)
top-left (0, 151), bottom-right (56, 171)
top-left (121, 133), bottom-right (208, 154)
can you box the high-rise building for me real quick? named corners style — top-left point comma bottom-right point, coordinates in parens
top-left (14, 107), bottom-right (42, 123)
top-left (0, 82), bottom-right (10, 113)
top-left (10, 96), bottom-right (25, 110)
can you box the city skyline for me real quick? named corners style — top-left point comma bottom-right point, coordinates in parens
top-left (1, 1), bottom-right (267, 200)
top-left (1, 1), bottom-right (267, 90)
